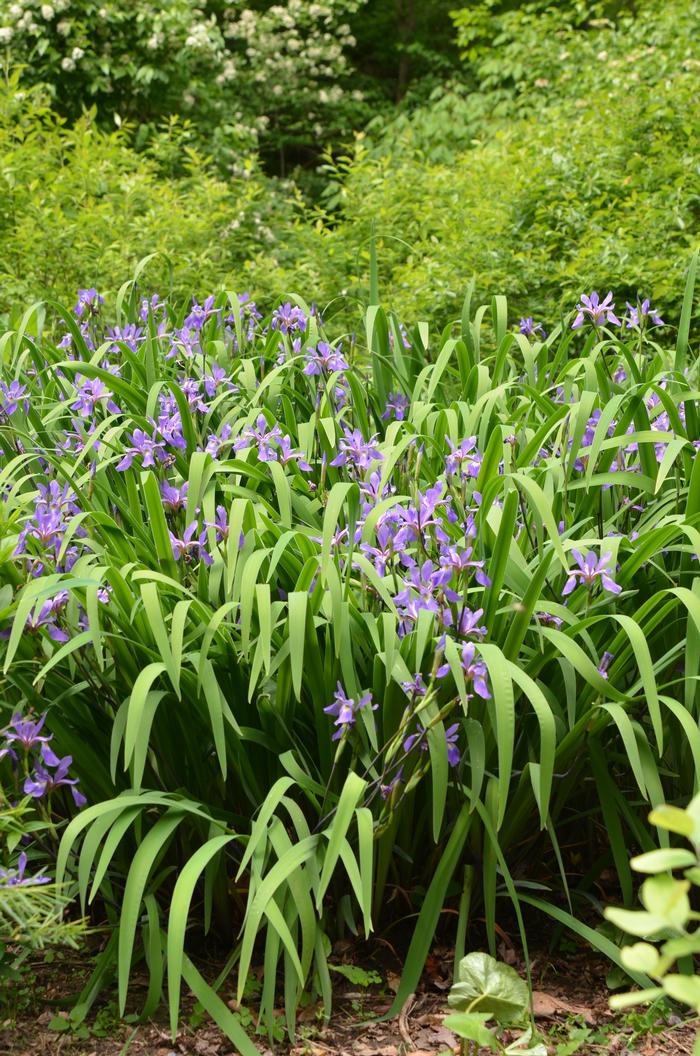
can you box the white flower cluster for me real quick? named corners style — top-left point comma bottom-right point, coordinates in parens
top-left (2, 0), bottom-right (368, 156)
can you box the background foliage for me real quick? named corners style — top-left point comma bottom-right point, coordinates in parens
top-left (0, 0), bottom-right (697, 327)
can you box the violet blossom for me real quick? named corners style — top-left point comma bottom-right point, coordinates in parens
top-left (303, 342), bottom-right (349, 376)
top-left (116, 429), bottom-right (166, 471)
top-left (382, 392), bottom-right (409, 421)
top-left (626, 299), bottom-right (664, 328)
top-left (571, 292), bottom-right (621, 330)
top-left (70, 375), bottom-right (120, 417)
top-left (403, 721), bottom-right (461, 768)
top-left (519, 317), bottom-right (546, 339)
top-left (597, 651), bottom-right (615, 679)
top-left (169, 523), bottom-right (213, 565)
top-left (562, 550), bottom-right (621, 596)
top-left (271, 302), bottom-right (307, 335)
top-left (0, 851), bottom-right (51, 887)
top-left (160, 480), bottom-right (188, 512)
top-left (74, 288), bottom-right (103, 318)
top-left (24, 743), bottom-right (86, 807)
top-left (2, 712), bottom-right (52, 752)
top-left (437, 641), bottom-right (491, 699)
top-left (330, 428), bottom-right (383, 475)
top-left (445, 436), bottom-right (482, 479)
top-left (323, 683), bottom-right (376, 740)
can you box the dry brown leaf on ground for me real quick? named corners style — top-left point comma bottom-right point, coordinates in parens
top-left (531, 989), bottom-right (596, 1023)
top-left (352, 1044), bottom-right (398, 1056)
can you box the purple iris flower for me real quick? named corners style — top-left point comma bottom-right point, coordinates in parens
top-left (202, 364), bottom-right (236, 398)
top-left (626, 299), bottom-right (664, 328)
top-left (70, 376), bottom-right (120, 417)
top-left (116, 429), bottom-right (166, 471)
top-left (234, 415), bottom-right (283, 459)
top-left (403, 721), bottom-right (461, 768)
top-left (160, 480), bottom-right (188, 512)
top-left (571, 292), bottom-right (621, 330)
top-left (184, 295), bottom-right (219, 332)
top-left (303, 342), bottom-right (349, 376)
top-left (228, 293), bottom-right (262, 346)
top-left (25, 593), bottom-right (70, 642)
top-left (380, 767), bottom-right (404, 799)
top-left (440, 546), bottom-right (491, 588)
top-left (0, 380), bottom-right (29, 417)
top-left (177, 375), bottom-right (209, 414)
top-left (74, 288), bottom-right (103, 318)
top-left (445, 437), bottom-right (482, 479)
top-left (330, 429), bottom-right (383, 475)
top-left (155, 413), bottom-right (186, 452)
top-left (24, 743), bottom-right (86, 807)
top-left (203, 423), bottom-right (233, 460)
top-left (15, 506), bottom-right (64, 553)
top-left (275, 435), bottom-right (312, 471)
top-left (205, 506), bottom-right (242, 544)
top-left (0, 852), bottom-right (51, 887)
top-left (139, 294), bottom-right (164, 322)
top-left (597, 651), bottom-right (614, 679)
top-left (323, 683), bottom-right (376, 740)
top-left (388, 323), bottom-right (412, 350)
top-left (333, 379), bottom-right (351, 409)
top-left (167, 325), bottom-right (202, 360)
top-left (360, 523), bottom-right (398, 577)
top-left (106, 324), bottom-right (144, 353)
top-left (562, 550), bottom-right (621, 596)
top-left (401, 673), bottom-right (429, 698)
top-left (437, 641), bottom-right (490, 699)
top-left (271, 302), bottom-right (307, 335)
top-left (519, 317), bottom-right (546, 339)
top-left (3, 712), bottom-right (52, 752)
top-left (456, 607), bottom-right (488, 638)
top-left (393, 483), bottom-right (452, 551)
top-left (169, 523), bottom-right (213, 565)
top-left (394, 559), bottom-right (457, 612)
top-left (382, 392), bottom-right (410, 421)
top-left (536, 612), bottom-right (563, 629)
top-left (36, 482), bottom-right (79, 514)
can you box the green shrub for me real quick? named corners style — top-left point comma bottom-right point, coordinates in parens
top-left (282, 0), bottom-right (700, 325)
top-left (605, 795), bottom-right (700, 1053)
top-left (0, 75), bottom-right (318, 315)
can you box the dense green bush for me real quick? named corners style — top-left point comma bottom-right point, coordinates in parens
top-left (289, 0), bottom-right (700, 326)
top-left (1, 1), bottom-right (697, 333)
top-left (0, 76), bottom-right (319, 314)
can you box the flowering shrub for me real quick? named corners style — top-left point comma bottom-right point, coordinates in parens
top-left (0, 0), bottom-right (368, 171)
top-left (0, 256), bottom-right (698, 1045)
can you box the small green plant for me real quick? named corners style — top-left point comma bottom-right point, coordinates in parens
top-left (329, 963), bottom-right (382, 987)
top-left (445, 952), bottom-right (546, 1055)
top-left (605, 792), bottom-right (700, 1054)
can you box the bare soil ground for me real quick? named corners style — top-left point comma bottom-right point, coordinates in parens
top-left (1, 942), bottom-right (696, 1056)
